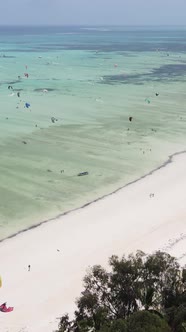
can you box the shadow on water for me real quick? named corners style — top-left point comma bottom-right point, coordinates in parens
top-left (100, 64), bottom-right (186, 85)
top-left (34, 88), bottom-right (57, 92)
top-left (0, 55), bottom-right (16, 58)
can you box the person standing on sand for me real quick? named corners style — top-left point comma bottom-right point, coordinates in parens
top-left (28, 265), bottom-right (31, 272)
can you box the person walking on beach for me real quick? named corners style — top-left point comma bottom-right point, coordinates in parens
top-left (28, 265), bottom-right (31, 272)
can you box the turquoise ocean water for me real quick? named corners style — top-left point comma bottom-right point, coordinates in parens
top-left (0, 26), bottom-right (186, 239)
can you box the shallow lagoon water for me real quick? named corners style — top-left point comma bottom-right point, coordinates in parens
top-left (0, 26), bottom-right (186, 239)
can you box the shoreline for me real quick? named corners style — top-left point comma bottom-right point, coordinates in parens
top-left (0, 150), bottom-right (186, 332)
top-left (1, 149), bottom-right (185, 244)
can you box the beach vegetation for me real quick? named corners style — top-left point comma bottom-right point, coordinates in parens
top-left (56, 251), bottom-right (186, 332)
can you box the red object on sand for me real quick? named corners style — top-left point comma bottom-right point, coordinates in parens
top-left (0, 303), bottom-right (14, 313)
top-left (4, 306), bottom-right (14, 312)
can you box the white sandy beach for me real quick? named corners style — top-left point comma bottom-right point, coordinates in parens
top-left (0, 152), bottom-right (186, 332)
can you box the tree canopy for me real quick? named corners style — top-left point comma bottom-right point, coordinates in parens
top-left (56, 251), bottom-right (186, 332)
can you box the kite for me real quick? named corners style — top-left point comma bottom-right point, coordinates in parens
top-left (25, 103), bottom-right (31, 108)
top-left (51, 117), bottom-right (58, 123)
top-left (0, 303), bottom-right (14, 313)
top-left (78, 171), bottom-right (89, 177)
top-left (145, 98), bottom-right (151, 104)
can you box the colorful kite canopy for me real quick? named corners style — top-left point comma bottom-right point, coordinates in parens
top-left (145, 98), bottom-right (151, 104)
top-left (0, 303), bottom-right (14, 313)
top-left (0, 277), bottom-right (14, 313)
top-left (25, 102), bottom-right (31, 108)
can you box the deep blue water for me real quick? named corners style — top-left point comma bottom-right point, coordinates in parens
top-left (1, 26), bottom-right (186, 53)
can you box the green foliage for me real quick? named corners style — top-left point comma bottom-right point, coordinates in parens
top-left (57, 314), bottom-right (73, 332)
top-left (99, 319), bottom-right (127, 332)
top-left (127, 311), bottom-right (171, 332)
top-left (183, 269), bottom-right (186, 283)
top-left (56, 251), bottom-right (186, 332)
top-left (142, 251), bottom-right (181, 310)
top-left (166, 303), bottom-right (186, 332)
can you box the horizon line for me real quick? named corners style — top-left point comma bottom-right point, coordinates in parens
top-left (0, 24), bottom-right (186, 27)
